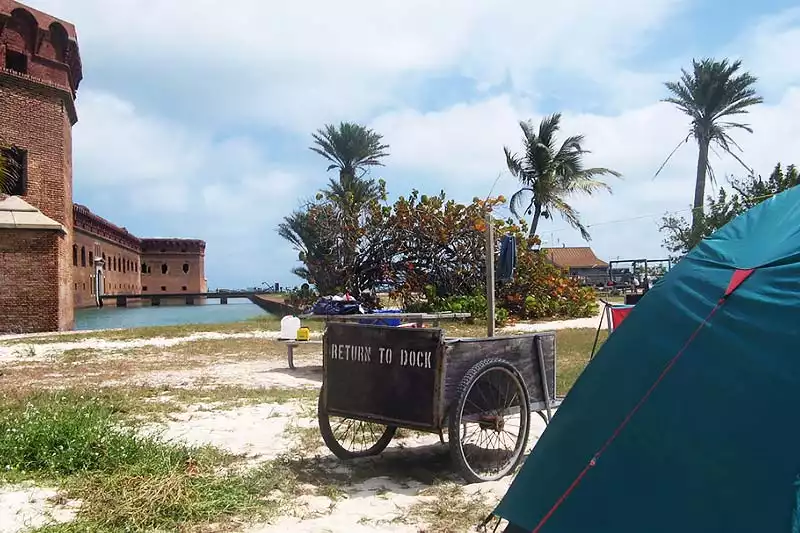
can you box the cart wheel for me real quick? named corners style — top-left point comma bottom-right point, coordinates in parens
top-left (448, 358), bottom-right (530, 483)
top-left (318, 386), bottom-right (397, 459)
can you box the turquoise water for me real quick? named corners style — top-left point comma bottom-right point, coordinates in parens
top-left (74, 299), bottom-right (269, 331)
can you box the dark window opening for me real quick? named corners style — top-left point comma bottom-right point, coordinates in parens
top-left (83, 283), bottom-right (86, 290)
top-left (161, 286), bottom-right (167, 292)
top-left (89, 251), bottom-right (94, 264)
top-left (80, 247), bottom-right (86, 267)
top-left (181, 249), bottom-right (187, 253)
top-left (181, 286), bottom-right (187, 291)
top-left (0, 146), bottom-right (28, 195)
top-left (5, 50), bottom-right (27, 74)
top-left (72, 245), bottom-right (78, 266)
top-left (142, 286), bottom-right (148, 291)
top-left (161, 264), bottom-right (168, 275)
top-left (182, 263), bottom-right (190, 274)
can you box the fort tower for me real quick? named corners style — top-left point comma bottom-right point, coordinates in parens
top-left (0, 0), bottom-right (82, 332)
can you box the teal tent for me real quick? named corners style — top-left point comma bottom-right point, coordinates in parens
top-left (493, 186), bottom-right (800, 532)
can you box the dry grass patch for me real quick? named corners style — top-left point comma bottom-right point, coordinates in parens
top-left (399, 482), bottom-right (495, 532)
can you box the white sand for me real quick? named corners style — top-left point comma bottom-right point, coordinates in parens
top-left (142, 398), bottom-right (550, 532)
top-left (501, 308), bottom-right (605, 333)
top-left (0, 485), bottom-right (79, 533)
top-left (106, 358), bottom-right (323, 389)
top-left (0, 330), bottom-right (322, 364)
top-left (140, 401), bottom-right (308, 462)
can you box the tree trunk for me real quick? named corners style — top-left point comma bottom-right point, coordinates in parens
top-left (692, 138), bottom-right (710, 230)
top-left (529, 202), bottom-right (543, 237)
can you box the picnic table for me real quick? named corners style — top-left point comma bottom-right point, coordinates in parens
top-left (281, 312), bottom-right (471, 369)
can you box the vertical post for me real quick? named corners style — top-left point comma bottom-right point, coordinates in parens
top-left (485, 211), bottom-right (496, 337)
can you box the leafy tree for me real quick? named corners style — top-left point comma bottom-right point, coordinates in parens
top-left (309, 122), bottom-right (389, 181)
top-left (660, 163), bottom-right (799, 257)
top-left (504, 113), bottom-right (620, 240)
top-left (277, 188), bottom-right (598, 319)
top-left (661, 58), bottom-right (763, 229)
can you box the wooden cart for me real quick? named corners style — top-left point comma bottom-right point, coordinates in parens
top-left (317, 322), bottom-right (561, 483)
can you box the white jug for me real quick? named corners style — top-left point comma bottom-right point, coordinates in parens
top-left (279, 315), bottom-right (301, 340)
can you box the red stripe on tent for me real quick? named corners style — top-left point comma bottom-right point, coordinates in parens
top-left (610, 306), bottom-right (633, 329)
top-left (531, 298), bottom-right (727, 533)
top-left (725, 268), bottom-right (754, 297)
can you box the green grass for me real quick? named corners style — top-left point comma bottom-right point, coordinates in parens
top-left (555, 327), bottom-right (606, 395)
top-left (0, 390), bottom-right (317, 532)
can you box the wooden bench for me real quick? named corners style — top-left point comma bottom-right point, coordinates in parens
top-left (280, 339), bottom-right (323, 369)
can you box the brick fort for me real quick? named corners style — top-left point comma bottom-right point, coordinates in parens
top-left (0, 1), bottom-right (206, 333)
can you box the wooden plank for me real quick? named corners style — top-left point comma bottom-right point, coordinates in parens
top-left (323, 322), bottom-right (444, 429)
top-left (440, 333), bottom-right (557, 417)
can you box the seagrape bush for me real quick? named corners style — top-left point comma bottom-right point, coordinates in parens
top-left (280, 190), bottom-right (597, 320)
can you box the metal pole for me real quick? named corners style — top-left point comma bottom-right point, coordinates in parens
top-left (485, 212), bottom-right (496, 337)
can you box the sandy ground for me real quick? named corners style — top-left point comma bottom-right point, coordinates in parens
top-left (0, 320), bottom-right (569, 532)
top-left (0, 484), bottom-right (80, 533)
top-left (501, 307), bottom-right (604, 333)
top-left (0, 330), bottom-right (322, 364)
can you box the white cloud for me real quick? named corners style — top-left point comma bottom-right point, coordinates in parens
top-left (368, 85), bottom-right (800, 261)
top-left (71, 89), bottom-right (307, 285)
top-left (30, 0), bottom-right (685, 129)
top-left (19, 0), bottom-right (800, 286)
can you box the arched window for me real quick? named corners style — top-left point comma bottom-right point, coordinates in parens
top-left (142, 262), bottom-right (148, 274)
top-left (48, 22), bottom-right (68, 62)
top-left (182, 263), bottom-right (190, 274)
top-left (72, 245), bottom-right (78, 266)
top-left (80, 246), bottom-right (86, 267)
top-left (89, 251), bottom-right (94, 264)
top-left (161, 263), bottom-right (168, 275)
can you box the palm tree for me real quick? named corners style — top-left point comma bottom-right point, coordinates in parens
top-left (309, 122), bottom-right (389, 181)
top-left (0, 147), bottom-right (17, 195)
top-left (504, 113), bottom-right (620, 240)
top-left (661, 58), bottom-right (763, 229)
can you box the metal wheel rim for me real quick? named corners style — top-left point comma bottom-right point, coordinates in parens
top-left (327, 414), bottom-right (391, 453)
top-left (456, 366), bottom-right (528, 481)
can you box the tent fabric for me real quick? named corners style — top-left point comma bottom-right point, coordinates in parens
top-left (608, 304), bottom-right (634, 329)
top-left (493, 185), bottom-right (800, 533)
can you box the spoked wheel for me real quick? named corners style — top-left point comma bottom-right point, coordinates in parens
top-left (318, 386), bottom-right (397, 459)
top-left (448, 358), bottom-right (530, 483)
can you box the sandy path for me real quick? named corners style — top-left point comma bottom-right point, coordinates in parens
top-left (500, 307), bottom-right (604, 333)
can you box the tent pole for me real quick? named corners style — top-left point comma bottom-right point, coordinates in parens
top-left (485, 211), bottom-right (496, 337)
top-left (590, 301), bottom-right (608, 359)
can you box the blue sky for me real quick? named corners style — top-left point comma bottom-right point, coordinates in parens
top-left (28, 0), bottom-right (800, 289)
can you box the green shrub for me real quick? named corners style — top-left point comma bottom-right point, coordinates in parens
top-left (408, 288), bottom-right (509, 327)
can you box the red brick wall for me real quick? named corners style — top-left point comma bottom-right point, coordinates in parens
top-left (1, 75), bottom-right (76, 331)
top-left (72, 229), bottom-right (142, 308)
top-left (0, 229), bottom-right (64, 333)
top-left (140, 252), bottom-right (205, 294)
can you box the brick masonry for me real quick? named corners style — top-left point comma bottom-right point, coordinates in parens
top-left (0, 229), bottom-right (64, 333)
top-left (0, 2), bottom-right (205, 333)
